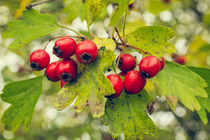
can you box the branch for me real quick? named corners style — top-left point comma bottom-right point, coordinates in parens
top-left (26, 0), bottom-right (54, 9)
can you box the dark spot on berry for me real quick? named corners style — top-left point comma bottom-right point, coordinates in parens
top-left (140, 71), bottom-right (150, 79)
top-left (81, 53), bottom-right (92, 63)
top-left (62, 73), bottom-right (71, 82)
top-left (53, 45), bottom-right (62, 57)
top-left (30, 62), bottom-right (40, 70)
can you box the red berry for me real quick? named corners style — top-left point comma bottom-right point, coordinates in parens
top-left (29, 49), bottom-right (50, 71)
top-left (107, 74), bottom-right (123, 98)
top-left (139, 56), bottom-right (161, 78)
top-left (61, 80), bottom-right (67, 88)
top-left (175, 56), bottom-right (185, 65)
top-left (75, 40), bottom-right (98, 64)
top-left (118, 54), bottom-right (136, 73)
top-left (45, 61), bottom-right (60, 82)
top-left (123, 70), bottom-right (146, 94)
top-left (56, 58), bottom-right (78, 82)
top-left (160, 57), bottom-right (165, 70)
top-left (53, 37), bottom-right (76, 58)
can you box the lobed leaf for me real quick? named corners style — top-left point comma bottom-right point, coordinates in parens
top-left (0, 76), bottom-right (43, 132)
top-left (2, 9), bottom-right (59, 49)
top-left (85, 0), bottom-right (104, 27)
top-left (55, 50), bottom-right (116, 117)
top-left (188, 66), bottom-right (210, 125)
top-left (126, 26), bottom-right (176, 57)
top-left (155, 61), bottom-right (208, 111)
top-left (103, 90), bottom-right (157, 140)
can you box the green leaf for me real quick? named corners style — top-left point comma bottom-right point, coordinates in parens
top-left (55, 50), bottom-right (116, 117)
top-left (155, 61), bottom-right (207, 111)
top-left (93, 38), bottom-right (116, 51)
top-left (64, 1), bottom-right (85, 23)
top-left (188, 66), bottom-right (210, 125)
top-left (103, 90), bottom-right (156, 140)
top-left (0, 76), bottom-right (43, 132)
top-left (2, 9), bottom-right (59, 49)
top-left (85, 0), bottom-right (104, 27)
top-left (126, 26), bottom-right (176, 57)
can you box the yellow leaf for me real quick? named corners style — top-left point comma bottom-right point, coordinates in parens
top-left (93, 38), bottom-right (116, 51)
top-left (14, 0), bottom-right (31, 18)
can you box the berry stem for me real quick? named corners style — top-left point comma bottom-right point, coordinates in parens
top-left (122, 10), bottom-right (128, 41)
top-left (26, 0), bottom-right (54, 9)
top-left (88, 26), bottom-right (96, 38)
top-left (58, 25), bottom-right (86, 37)
top-left (114, 27), bottom-right (126, 48)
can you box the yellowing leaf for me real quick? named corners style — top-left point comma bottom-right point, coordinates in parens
top-left (14, 0), bottom-right (31, 18)
top-left (93, 38), bottom-right (116, 51)
top-left (55, 51), bottom-right (116, 117)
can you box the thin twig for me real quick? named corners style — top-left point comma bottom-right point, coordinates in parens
top-left (58, 25), bottom-right (86, 38)
top-left (115, 54), bottom-right (122, 73)
top-left (116, 42), bottom-right (152, 55)
top-left (26, 0), bottom-right (54, 9)
top-left (114, 27), bottom-right (126, 47)
top-left (88, 26), bottom-right (96, 38)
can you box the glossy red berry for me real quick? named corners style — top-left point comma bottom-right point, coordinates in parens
top-left (107, 74), bottom-right (123, 98)
top-left (56, 58), bottom-right (78, 82)
top-left (118, 54), bottom-right (136, 73)
top-left (160, 57), bottom-right (165, 70)
top-left (60, 80), bottom-right (67, 88)
top-left (123, 70), bottom-right (146, 94)
top-left (53, 37), bottom-right (76, 58)
top-left (175, 56), bottom-right (186, 65)
top-left (29, 49), bottom-right (50, 71)
top-left (45, 61), bottom-right (60, 82)
top-left (75, 40), bottom-right (98, 64)
top-left (139, 56), bottom-right (161, 78)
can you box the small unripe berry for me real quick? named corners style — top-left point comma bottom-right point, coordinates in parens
top-left (53, 37), bottom-right (76, 58)
top-left (56, 58), bottom-right (78, 82)
top-left (118, 54), bottom-right (136, 73)
top-left (107, 74), bottom-right (123, 98)
top-left (175, 56), bottom-right (186, 65)
top-left (45, 61), bottom-right (60, 82)
top-left (29, 49), bottom-right (50, 71)
top-left (61, 80), bottom-right (67, 88)
top-left (75, 40), bottom-right (98, 64)
top-left (123, 70), bottom-right (146, 94)
top-left (160, 57), bottom-right (165, 70)
top-left (139, 56), bottom-right (161, 78)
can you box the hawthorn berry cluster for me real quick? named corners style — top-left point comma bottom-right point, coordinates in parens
top-left (106, 54), bottom-right (165, 99)
top-left (29, 37), bottom-right (98, 88)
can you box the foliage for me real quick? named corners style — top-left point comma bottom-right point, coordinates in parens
top-left (0, 76), bottom-right (43, 132)
top-left (103, 90), bottom-right (157, 140)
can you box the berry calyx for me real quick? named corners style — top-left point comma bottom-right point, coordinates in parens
top-left (160, 57), bottom-right (165, 70)
top-left (118, 54), bottom-right (136, 73)
top-left (75, 40), bottom-right (98, 64)
top-left (53, 37), bottom-right (76, 58)
top-left (56, 58), bottom-right (78, 82)
top-left (61, 80), bottom-right (67, 88)
top-left (139, 56), bottom-right (161, 78)
top-left (107, 74), bottom-right (123, 98)
top-left (175, 56), bottom-right (186, 65)
top-left (29, 49), bottom-right (50, 71)
top-left (45, 61), bottom-right (60, 82)
top-left (123, 70), bottom-right (146, 94)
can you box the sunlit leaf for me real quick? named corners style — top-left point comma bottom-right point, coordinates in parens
top-left (93, 37), bottom-right (116, 51)
top-left (155, 61), bottom-right (207, 111)
top-left (55, 51), bottom-right (115, 117)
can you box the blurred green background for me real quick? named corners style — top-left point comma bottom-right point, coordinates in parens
top-left (0, 0), bottom-right (210, 139)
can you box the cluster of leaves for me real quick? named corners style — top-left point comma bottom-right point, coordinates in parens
top-left (0, 0), bottom-right (210, 140)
